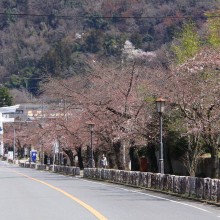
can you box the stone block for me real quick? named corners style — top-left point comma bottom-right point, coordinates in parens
top-left (24, 163), bottom-right (30, 168)
top-left (19, 162), bottom-right (25, 167)
top-left (127, 172), bottom-right (132, 185)
top-left (98, 168), bottom-right (102, 178)
top-left (123, 171), bottom-right (129, 184)
top-left (121, 171), bottom-right (125, 183)
top-left (63, 166), bottom-right (68, 174)
top-left (60, 166), bottom-right (64, 173)
top-left (92, 168), bottom-right (96, 178)
top-left (69, 167), bottom-right (76, 176)
top-left (83, 168), bottom-right (88, 177)
top-left (146, 172), bottom-right (153, 188)
top-left (58, 166), bottom-right (62, 172)
top-left (143, 173), bottom-right (148, 188)
top-left (55, 165), bottom-right (60, 173)
top-left (129, 171), bottom-right (134, 185)
top-left (217, 180), bottom-right (220, 203)
top-left (139, 172), bottom-right (146, 187)
top-left (160, 174), bottom-right (169, 191)
top-left (186, 177), bottom-right (196, 197)
top-left (94, 168), bottom-right (99, 179)
top-left (151, 173), bottom-right (157, 189)
top-left (203, 178), bottom-right (211, 200)
top-left (68, 167), bottom-right (72, 174)
top-left (36, 164), bottom-right (46, 170)
top-left (103, 169), bottom-right (108, 180)
top-left (75, 167), bottom-right (80, 175)
top-left (130, 171), bottom-right (139, 186)
top-left (30, 163), bottom-right (36, 169)
top-left (100, 168), bottom-right (104, 179)
top-left (173, 176), bottom-right (181, 194)
top-left (167, 175), bottom-right (175, 192)
top-left (135, 172), bottom-right (140, 186)
top-left (155, 173), bottom-right (161, 190)
top-left (195, 178), bottom-right (204, 199)
top-left (110, 169), bottom-right (115, 181)
top-left (180, 176), bottom-right (187, 194)
top-left (210, 179), bottom-right (218, 202)
top-left (115, 170), bottom-right (120, 182)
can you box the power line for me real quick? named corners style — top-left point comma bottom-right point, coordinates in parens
top-left (0, 12), bottom-right (216, 20)
top-left (4, 77), bottom-right (44, 79)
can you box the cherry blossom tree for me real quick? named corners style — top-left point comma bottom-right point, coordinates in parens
top-left (169, 47), bottom-right (220, 178)
top-left (42, 58), bottom-right (166, 170)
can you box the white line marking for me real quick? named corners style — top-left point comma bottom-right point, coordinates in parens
top-left (78, 178), bottom-right (213, 214)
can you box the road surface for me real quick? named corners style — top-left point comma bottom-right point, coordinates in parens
top-left (0, 161), bottom-right (219, 220)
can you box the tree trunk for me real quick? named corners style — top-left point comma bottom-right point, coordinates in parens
top-left (113, 141), bottom-right (124, 170)
top-left (129, 146), bottom-right (140, 171)
top-left (146, 143), bottom-right (158, 173)
top-left (108, 152), bottom-right (115, 169)
top-left (211, 146), bottom-right (219, 178)
top-left (166, 144), bottom-right (173, 174)
top-left (76, 147), bottom-right (84, 169)
top-left (63, 148), bottom-right (74, 166)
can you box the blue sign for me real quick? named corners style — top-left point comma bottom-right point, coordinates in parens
top-left (31, 150), bottom-right (37, 162)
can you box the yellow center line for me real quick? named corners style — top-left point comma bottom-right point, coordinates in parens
top-left (11, 170), bottom-right (107, 220)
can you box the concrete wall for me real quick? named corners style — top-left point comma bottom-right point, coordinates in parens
top-left (83, 168), bottom-right (220, 204)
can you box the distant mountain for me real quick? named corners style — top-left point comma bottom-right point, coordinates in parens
top-left (0, 0), bottom-right (218, 95)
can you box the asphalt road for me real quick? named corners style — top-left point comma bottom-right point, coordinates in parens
top-left (0, 161), bottom-right (219, 220)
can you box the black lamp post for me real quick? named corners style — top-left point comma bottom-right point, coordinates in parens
top-left (156, 98), bottom-right (166, 174)
top-left (87, 121), bottom-right (95, 168)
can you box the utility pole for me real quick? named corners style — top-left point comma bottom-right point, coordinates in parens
top-left (40, 99), bottom-right (44, 164)
top-left (13, 126), bottom-right (16, 160)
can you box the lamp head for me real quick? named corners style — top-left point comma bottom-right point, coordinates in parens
top-left (86, 121), bottom-right (95, 131)
top-left (156, 98), bottom-right (166, 113)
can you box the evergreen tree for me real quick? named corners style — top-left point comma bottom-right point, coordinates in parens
top-left (0, 87), bottom-right (13, 107)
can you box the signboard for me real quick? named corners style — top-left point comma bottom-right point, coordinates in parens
top-left (0, 113), bottom-right (3, 135)
top-left (0, 124), bottom-right (2, 135)
top-left (30, 150), bottom-right (37, 162)
top-left (0, 138), bottom-right (3, 156)
top-left (0, 105), bottom-right (20, 156)
top-left (53, 141), bottom-right (59, 153)
top-left (8, 151), bottom-right (14, 160)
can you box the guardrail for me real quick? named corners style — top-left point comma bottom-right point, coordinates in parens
top-left (83, 168), bottom-right (220, 205)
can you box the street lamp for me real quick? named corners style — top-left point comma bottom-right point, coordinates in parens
top-left (87, 121), bottom-right (95, 168)
top-left (156, 98), bottom-right (166, 174)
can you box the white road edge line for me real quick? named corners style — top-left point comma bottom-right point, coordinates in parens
top-left (78, 178), bottom-right (213, 214)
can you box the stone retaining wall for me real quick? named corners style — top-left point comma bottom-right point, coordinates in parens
top-left (49, 165), bottom-right (80, 176)
top-left (18, 162), bottom-right (80, 176)
top-left (83, 168), bottom-right (220, 204)
top-left (36, 164), bottom-right (46, 170)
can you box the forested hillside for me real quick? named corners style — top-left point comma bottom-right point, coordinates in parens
top-left (0, 0), bottom-right (218, 96)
